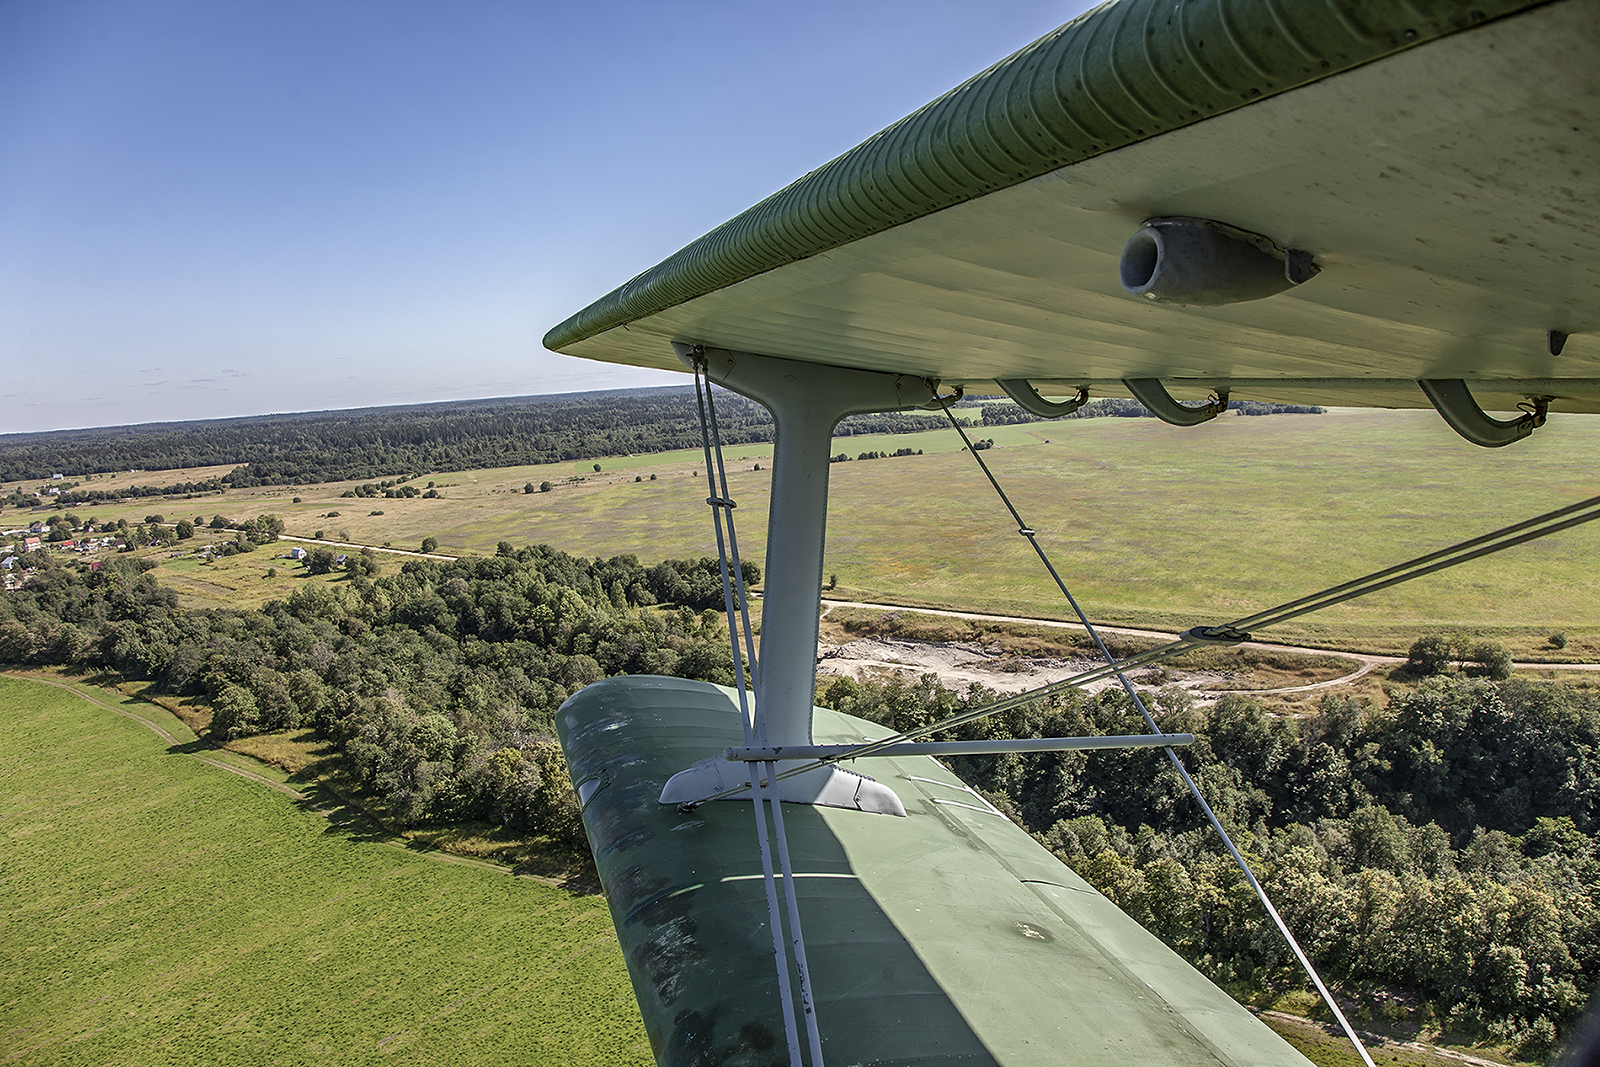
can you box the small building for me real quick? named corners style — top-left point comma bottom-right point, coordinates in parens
top-left (288, 546), bottom-right (308, 560)
top-left (23, 537), bottom-right (41, 552)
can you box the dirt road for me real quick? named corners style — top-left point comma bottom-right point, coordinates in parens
top-left (815, 597), bottom-right (1600, 698)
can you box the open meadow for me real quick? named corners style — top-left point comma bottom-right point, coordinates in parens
top-left (20, 406), bottom-right (1600, 656)
top-left (0, 674), bottom-right (649, 1067)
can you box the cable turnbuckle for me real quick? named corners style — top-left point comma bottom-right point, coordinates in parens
top-left (1181, 624), bottom-right (1252, 643)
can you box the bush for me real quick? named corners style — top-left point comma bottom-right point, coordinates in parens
top-left (1464, 640), bottom-right (1513, 681)
top-left (1550, 632), bottom-right (1568, 649)
top-left (539, 481), bottom-right (552, 493)
top-left (209, 684), bottom-right (260, 741)
top-left (420, 537), bottom-right (438, 554)
top-left (524, 482), bottom-right (535, 494)
top-left (1407, 634), bottom-right (1455, 675)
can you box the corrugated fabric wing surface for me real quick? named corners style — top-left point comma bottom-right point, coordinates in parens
top-left (544, 0), bottom-right (1543, 353)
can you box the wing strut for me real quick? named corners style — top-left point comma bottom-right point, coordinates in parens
top-left (691, 357), bottom-right (825, 1067)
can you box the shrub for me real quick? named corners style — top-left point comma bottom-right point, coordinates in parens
top-left (1550, 632), bottom-right (1568, 649)
top-left (209, 684), bottom-right (260, 741)
top-left (1407, 634), bottom-right (1455, 676)
top-left (1464, 640), bottom-right (1513, 681)
top-left (539, 481), bottom-right (552, 493)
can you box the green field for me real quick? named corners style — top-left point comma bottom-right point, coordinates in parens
top-left (0, 674), bottom-right (648, 1067)
top-left (35, 406), bottom-right (1600, 656)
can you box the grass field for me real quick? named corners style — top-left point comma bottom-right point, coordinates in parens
top-left (22, 407), bottom-right (1600, 655)
top-left (0, 674), bottom-right (649, 1067)
top-left (141, 542), bottom-right (408, 611)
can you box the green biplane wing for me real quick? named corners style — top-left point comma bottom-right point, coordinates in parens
top-left (547, 0), bottom-right (1597, 417)
top-left (546, 3), bottom-right (1598, 1064)
top-left (560, 677), bottom-right (1310, 1067)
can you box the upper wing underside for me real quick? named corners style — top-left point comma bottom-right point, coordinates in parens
top-left (545, 0), bottom-right (1599, 414)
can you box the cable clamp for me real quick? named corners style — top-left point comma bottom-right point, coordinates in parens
top-left (1181, 624), bottom-right (1251, 643)
top-left (1518, 396), bottom-right (1551, 428)
top-left (920, 379), bottom-right (965, 409)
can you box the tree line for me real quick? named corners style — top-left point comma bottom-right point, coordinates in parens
top-left (0, 387), bottom-right (963, 486)
top-left (0, 547), bottom-right (762, 849)
top-left (977, 398), bottom-right (1326, 426)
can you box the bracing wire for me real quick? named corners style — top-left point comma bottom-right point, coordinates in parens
top-left (686, 490), bottom-right (1600, 800)
top-left (692, 363), bottom-right (804, 1067)
top-left (931, 394), bottom-right (1379, 1067)
top-left (679, 369), bottom-right (1600, 1067)
top-left (693, 357), bottom-right (826, 1067)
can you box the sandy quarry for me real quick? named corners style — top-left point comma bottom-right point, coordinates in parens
top-left (816, 635), bottom-right (1248, 699)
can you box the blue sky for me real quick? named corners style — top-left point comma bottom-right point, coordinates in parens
top-left (1, 1), bottom-right (1091, 434)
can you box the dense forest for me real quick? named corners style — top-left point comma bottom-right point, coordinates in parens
top-left (818, 673), bottom-right (1597, 1059)
top-left (0, 387), bottom-right (1324, 488)
top-left (0, 387), bottom-right (957, 486)
top-left (3, 542), bottom-right (1580, 1058)
top-left (0, 548), bottom-right (761, 839)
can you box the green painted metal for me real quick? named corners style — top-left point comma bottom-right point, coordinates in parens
top-left (559, 675), bottom-right (1313, 1067)
top-left (544, 0), bottom-right (1541, 354)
